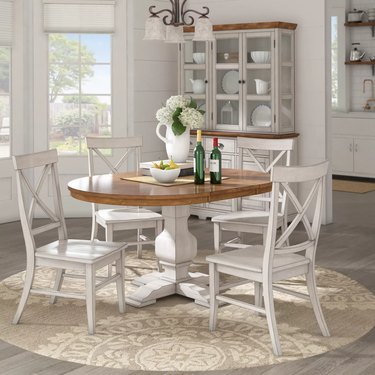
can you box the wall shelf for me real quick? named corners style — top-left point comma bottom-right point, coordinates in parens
top-left (345, 60), bottom-right (375, 76)
top-left (344, 21), bottom-right (375, 37)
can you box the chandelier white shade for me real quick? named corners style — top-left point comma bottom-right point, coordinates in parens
top-left (144, 0), bottom-right (214, 43)
top-left (193, 17), bottom-right (215, 41)
top-left (144, 16), bottom-right (165, 41)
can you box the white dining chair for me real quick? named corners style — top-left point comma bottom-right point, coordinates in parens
top-left (212, 137), bottom-right (295, 252)
top-left (207, 161), bottom-right (330, 356)
top-left (12, 149), bottom-right (127, 335)
top-left (86, 136), bottom-right (163, 272)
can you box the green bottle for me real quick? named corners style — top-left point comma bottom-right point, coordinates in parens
top-left (210, 137), bottom-right (222, 184)
top-left (194, 130), bottom-right (205, 184)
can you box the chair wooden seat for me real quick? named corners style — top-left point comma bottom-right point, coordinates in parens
top-left (207, 246), bottom-right (310, 277)
top-left (213, 211), bottom-right (284, 226)
top-left (95, 208), bottom-right (163, 225)
top-left (35, 239), bottom-right (124, 263)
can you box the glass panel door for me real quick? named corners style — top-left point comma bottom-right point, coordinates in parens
top-left (214, 33), bottom-right (241, 130)
top-left (279, 30), bottom-right (294, 132)
top-left (180, 38), bottom-right (209, 128)
top-left (244, 31), bottom-right (274, 132)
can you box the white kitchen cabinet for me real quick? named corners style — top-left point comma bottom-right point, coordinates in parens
top-left (179, 22), bottom-right (296, 134)
top-left (332, 135), bottom-right (375, 177)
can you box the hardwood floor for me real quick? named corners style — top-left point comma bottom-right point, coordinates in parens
top-left (0, 190), bottom-right (374, 374)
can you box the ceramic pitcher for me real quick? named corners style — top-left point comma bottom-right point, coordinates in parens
top-left (156, 123), bottom-right (190, 163)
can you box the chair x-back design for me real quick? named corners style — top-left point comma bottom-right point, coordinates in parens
top-left (207, 161), bottom-right (330, 356)
top-left (12, 149), bottom-right (126, 334)
top-left (86, 136), bottom-right (163, 271)
top-left (212, 137), bottom-right (295, 252)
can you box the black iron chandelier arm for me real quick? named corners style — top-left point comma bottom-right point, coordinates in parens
top-left (181, 6), bottom-right (210, 26)
top-left (148, 5), bottom-right (174, 25)
top-left (149, 1), bottom-right (210, 27)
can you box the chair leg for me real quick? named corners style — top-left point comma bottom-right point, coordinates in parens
top-left (156, 221), bottom-right (163, 272)
top-left (85, 265), bottom-right (96, 335)
top-left (209, 262), bottom-right (219, 331)
top-left (13, 266), bottom-right (35, 324)
top-left (136, 229), bottom-right (143, 259)
top-left (214, 223), bottom-right (221, 254)
top-left (115, 255), bottom-right (126, 314)
top-left (90, 216), bottom-right (98, 241)
top-left (254, 281), bottom-right (263, 314)
top-left (105, 225), bottom-right (114, 277)
top-left (306, 267), bottom-right (330, 337)
top-left (263, 280), bottom-right (282, 356)
top-left (50, 268), bottom-right (65, 304)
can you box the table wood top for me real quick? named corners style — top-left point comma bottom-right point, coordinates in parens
top-left (68, 169), bottom-right (271, 207)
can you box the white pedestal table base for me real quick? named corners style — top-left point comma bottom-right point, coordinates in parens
top-left (125, 205), bottom-right (210, 307)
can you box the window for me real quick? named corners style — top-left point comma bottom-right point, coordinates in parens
top-left (331, 16), bottom-right (338, 109)
top-left (0, 47), bottom-right (10, 158)
top-left (48, 33), bottom-right (111, 155)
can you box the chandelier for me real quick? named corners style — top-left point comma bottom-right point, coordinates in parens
top-left (144, 0), bottom-right (214, 43)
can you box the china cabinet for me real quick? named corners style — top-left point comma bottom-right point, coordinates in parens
top-left (179, 22), bottom-right (297, 133)
top-left (178, 22), bottom-right (298, 218)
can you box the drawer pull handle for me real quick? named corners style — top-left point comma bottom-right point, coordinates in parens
top-left (219, 143), bottom-right (224, 150)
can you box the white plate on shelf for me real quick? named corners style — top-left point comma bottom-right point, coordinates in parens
top-left (251, 105), bottom-right (272, 127)
top-left (221, 71), bottom-right (240, 94)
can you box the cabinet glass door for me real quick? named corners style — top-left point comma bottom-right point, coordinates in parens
top-left (180, 38), bottom-right (210, 128)
top-left (279, 30), bottom-right (294, 132)
top-left (244, 31), bottom-right (274, 132)
top-left (214, 33), bottom-right (241, 130)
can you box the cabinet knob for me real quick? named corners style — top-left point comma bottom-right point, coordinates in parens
top-left (218, 143), bottom-right (224, 150)
top-left (238, 80), bottom-right (242, 84)
top-left (205, 79), bottom-right (208, 84)
top-left (242, 80), bottom-right (246, 84)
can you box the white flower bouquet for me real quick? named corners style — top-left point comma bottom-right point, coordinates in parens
top-left (156, 95), bottom-right (205, 136)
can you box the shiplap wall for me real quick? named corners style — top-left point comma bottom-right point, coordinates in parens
top-left (349, 0), bottom-right (375, 111)
top-left (129, 0), bottom-right (178, 162)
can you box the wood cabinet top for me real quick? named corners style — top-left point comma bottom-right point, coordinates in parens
top-left (190, 130), bottom-right (299, 139)
top-left (68, 169), bottom-right (271, 207)
top-left (184, 21), bottom-right (297, 33)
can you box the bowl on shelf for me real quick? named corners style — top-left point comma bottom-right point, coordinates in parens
top-left (150, 167), bottom-right (181, 183)
top-left (193, 53), bottom-right (206, 64)
top-left (250, 51), bottom-right (271, 63)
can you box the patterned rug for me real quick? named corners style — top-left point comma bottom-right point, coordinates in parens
top-left (0, 249), bottom-right (374, 371)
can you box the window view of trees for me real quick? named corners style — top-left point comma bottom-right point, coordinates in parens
top-left (0, 47), bottom-right (10, 158)
top-left (48, 34), bottom-right (111, 155)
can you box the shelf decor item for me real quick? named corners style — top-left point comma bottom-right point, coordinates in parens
top-left (143, 0), bottom-right (214, 43)
top-left (156, 95), bottom-right (205, 162)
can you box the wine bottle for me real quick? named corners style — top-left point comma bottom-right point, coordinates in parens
top-left (194, 130), bottom-right (205, 184)
top-left (210, 138), bottom-right (222, 184)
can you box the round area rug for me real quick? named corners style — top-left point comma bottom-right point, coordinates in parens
top-left (0, 250), bottom-right (375, 372)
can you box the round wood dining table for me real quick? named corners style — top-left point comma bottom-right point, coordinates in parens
top-left (68, 168), bottom-right (271, 307)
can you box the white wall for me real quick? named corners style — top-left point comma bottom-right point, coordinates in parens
top-left (128, 0), bottom-right (178, 162)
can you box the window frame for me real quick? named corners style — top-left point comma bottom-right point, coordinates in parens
top-left (47, 33), bottom-right (113, 155)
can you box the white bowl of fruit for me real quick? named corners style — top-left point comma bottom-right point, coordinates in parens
top-left (150, 160), bottom-right (181, 183)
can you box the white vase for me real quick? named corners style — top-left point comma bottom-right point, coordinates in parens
top-left (156, 124), bottom-right (190, 163)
